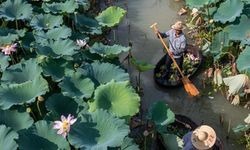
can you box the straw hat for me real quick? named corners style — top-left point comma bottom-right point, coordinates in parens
top-left (171, 21), bottom-right (184, 30)
top-left (191, 125), bottom-right (217, 150)
top-left (191, 8), bottom-right (199, 16)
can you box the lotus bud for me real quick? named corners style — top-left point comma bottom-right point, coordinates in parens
top-left (74, 63), bottom-right (79, 69)
top-left (143, 130), bottom-right (149, 136)
top-left (209, 19), bottom-right (214, 24)
top-left (38, 96), bottom-right (44, 102)
top-left (26, 107), bottom-right (32, 113)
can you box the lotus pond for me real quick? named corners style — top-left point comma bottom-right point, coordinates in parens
top-left (0, 0), bottom-right (250, 150)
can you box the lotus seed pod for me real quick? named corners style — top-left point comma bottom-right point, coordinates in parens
top-left (38, 96), bottom-right (44, 102)
top-left (74, 63), bottom-right (79, 68)
top-left (26, 107), bottom-right (32, 113)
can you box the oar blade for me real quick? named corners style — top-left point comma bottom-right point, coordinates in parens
top-left (182, 77), bottom-right (200, 97)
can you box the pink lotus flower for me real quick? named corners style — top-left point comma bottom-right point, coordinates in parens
top-left (0, 43), bottom-right (17, 55)
top-left (76, 39), bottom-right (89, 48)
top-left (53, 114), bottom-right (77, 138)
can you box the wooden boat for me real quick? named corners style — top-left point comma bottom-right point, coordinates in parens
top-left (154, 45), bottom-right (203, 87)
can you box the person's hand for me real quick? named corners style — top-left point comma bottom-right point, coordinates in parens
top-left (168, 51), bottom-right (174, 56)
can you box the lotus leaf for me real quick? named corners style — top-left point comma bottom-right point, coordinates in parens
top-left (36, 39), bottom-right (79, 58)
top-left (148, 101), bottom-right (175, 126)
top-left (210, 31), bottom-right (229, 57)
top-left (213, 0), bottom-right (243, 23)
top-left (30, 14), bottom-right (63, 30)
top-left (131, 57), bottom-right (155, 72)
top-left (88, 80), bottom-right (140, 117)
top-left (41, 57), bottom-right (74, 82)
top-left (0, 28), bottom-right (26, 45)
top-left (223, 74), bottom-right (249, 96)
top-left (236, 46), bottom-right (250, 75)
top-left (70, 32), bottom-right (89, 41)
top-left (21, 32), bottom-right (35, 51)
top-left (17, 120), bottom-right (70, 150)
top-left (68, 109), bottom-right (129, 149)
top-left (0, 125), bottom-right (18, 150)
top-left (224, 15), bottom-right (250, 41)
top-left (89, 42), bottom-right (130, 57)
top-left (1, 58), bottom-right (42, 84)
top-left (0, 53), bottom-right (9, 72)
top-left (119, 137), bottom-right (140, 150)
top-left (42, 0), bottom-right (78, 14)
top-left (0, 76), bottom-right (49, 110)
top-left (80, 61), bottom-right (129, 85)
top-left (185, 0), bottom-right (218, 9)
top-left (59, 72), bottom-right (95, 99)
top-left (0, 0), bottom-right (33, 21)
top-left (96, 6), bottom-right (126, 27)
top-left (233, 124), bottom-right (250, 133)
top-left (0, 109), bottom-right (33, 131)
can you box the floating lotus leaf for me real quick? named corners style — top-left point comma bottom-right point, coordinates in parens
top-left (0, 53), bottom-right (9, 72)
top-left (0, 0), bottom-right (33, 21)
top-left (0, 76), bottom-right (49, 110)
top-left (30, 14), bottom-right (63, 30)
top-left (89, 80), bottom-right (140, 117)
top-left (0, 125), bottom-right (18, 150)
top-left (233, 124), bottom-right (250, 133)
top-left (22, 32), bottom-right (35, 51)
top-left (68, 109), bottom-right (129, 149)
top-left (148, 101), bottom-right (175, 126)
top-left (213, 0), bottom-right (243, 23)
top-left (96, 6), bottom-right (126, 27)
top-left (0, 28), bottom-right (26, 45)
top-left (223, 74), bottom-right (249, 96)
top-left (80, 61), bottom-right (129, 85)
top-left (1, 58), bottom-right (42, 84)
top-left (236, 46), bottom-right (250, 75)
top-left (0, 109), bottom-right (33, 131)
top-left (59, 72), bottom-right (95, 99)
top-left (185, 0), bottom-right (218, 9)
top-left (210, 31), bottom-right (229, 57)
top-left (42, 0), bottom-right (78, 14)
top-left (89, 42), bottom-right (130, 57)
top-left (131, 57), bottom-right (155, 72)
top-left (17, 120), bottom-right (70, 150)
top-left (70, 32), bottom-right (89, 41)
top-left (36, 39), bottom-right (79, 58)
top-left (40, 57), bottom-right (74, 82)
top-left (224, 15), bottom-right (250, 41)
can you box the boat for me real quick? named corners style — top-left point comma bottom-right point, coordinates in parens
top-left (154, 45), bottom-right (203, 87)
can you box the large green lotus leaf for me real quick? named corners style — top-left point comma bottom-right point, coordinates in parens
top-left (68, 109), bottom-right (129, 149)
top-left (0, 109), bottom-right (33, 131)
top-left (70, 32), bottom-right (89, 41)
top-left (30, 14), bottom-right (63, 30)
top-left (185, 0), bottom-right (218, 8)
top-left (21, 32), bottom-right (35, 52)
top-left (0, 0), bottom-right (33, 21)
top-left (148, 101), bottom-right (175, 126)
top-left (0, 53), bottom-right (9, 72)
top-left (89, 42), bottom-right (130, 57)
top-left (42, 0), bottom-right (78, 14)
top-left (213, 0), bottom-right (243, 23)
top-left (119, 137), bottom-right (140, 150)
top-left (96, 6), bottom-right (126, 27)
top-left (40, 57), bottom-right (74, 82)
top-left (1, 58), bottom-right (42, 84)
top-left (236, 46), bottom-right (250, 75)
top-left (17, 120), bottom-right (70, 150)
top-left (0, 125), bottom-right (18, 150)
top-left (223, 74), bottom-right (249, 96)
top-left (0, 76), bottom-right (49, 110)
top-left (88, 80), bottom-right (140, 117)
top-left (131, 57), bottom-right (155, 72)
top-left (80, 61), bottom-right (129, 85)
top-left (36, 39), bottom-right (79, 58)
top-left (0, 28), bottom-right (26, 45)
top-left (59, 72), bottom-right (95, 99)
top-left (224, 15), bottom-right (250, 41)
top-left (210, 31), bottom-right (229, 56)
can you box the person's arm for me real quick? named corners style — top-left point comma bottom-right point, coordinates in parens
top-left (157, 29), bottom-right (171, 38)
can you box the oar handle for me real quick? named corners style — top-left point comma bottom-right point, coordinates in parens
top-left (150, 23), bottom-right (184, 78)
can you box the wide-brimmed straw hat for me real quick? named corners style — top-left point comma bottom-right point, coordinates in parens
top-left (191, 125), bottom-right (217, 150)
top-left (191, 8), bottom-right (199, 16)
top-left (171, 21), bottom-right (184, 30)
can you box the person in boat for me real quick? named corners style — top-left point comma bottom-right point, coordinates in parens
top-left (157, 21), bottom-right (187, 80)
top-left (182, 125), bottom-right (222, 150)
top-left (186, 8), bottom-right (204, 30)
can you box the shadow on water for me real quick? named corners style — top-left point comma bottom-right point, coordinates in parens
top-left (104, 0), bottom-right (249, 149)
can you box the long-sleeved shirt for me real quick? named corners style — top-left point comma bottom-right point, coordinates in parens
top-left (161, 29), bottom-right (186, 58)
top-left (182, 131), bottom-right (197, 150)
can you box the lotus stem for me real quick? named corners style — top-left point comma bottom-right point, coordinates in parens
top-left (36, 100), bottom-right (43, 117)
top-left (15, 19), bottom-right (18, 30)
top-left (113, 30), bottom-right (116, 42)
top-left (10, 54), bottom-right (16, 64)
top-left (26, 107), bottom-right (37, 121)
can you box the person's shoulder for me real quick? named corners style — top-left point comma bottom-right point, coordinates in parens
top-left (179, 33), bottom-right (186, 41)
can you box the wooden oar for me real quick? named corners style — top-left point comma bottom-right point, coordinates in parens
top-left (150, 23), bottom-right (200, 97)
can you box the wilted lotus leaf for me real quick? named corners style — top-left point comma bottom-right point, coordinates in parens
top-left (231, 94), bottom-right (240, 105)
top-left (236, 46), bottom-right (250, 75)
top-left (244, 114), bottom-right (250, 124)
top-left (17, 121), bottom-right (70, 150)
top-left (0, 125), bottom-right (18, 150)
top-left (96, 6), bottom-right (126, 27)
top-left (213, 0), bottom-right (244, 23)
top-left (0, 0), bottom-right (33, 21)
top-left (68, 109), bottom-right (129, 149)
top-left (0, 28), bottom-right (26, 45)
top-left (131, 57), bottom-right (155, 72)
top-left (89, 80), bottom-right (140, 117)
top-left (185, 0), bottom-right (218, 9)
top-left (42, 0), bottom-right (78, 14)
top-left (30, 14), bottom-right (63, 30)
top-left (213, 68), bottom-right (223, 86)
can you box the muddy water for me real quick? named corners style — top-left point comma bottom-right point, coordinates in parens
top-left (105, 0), bottom-right (249, 149)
